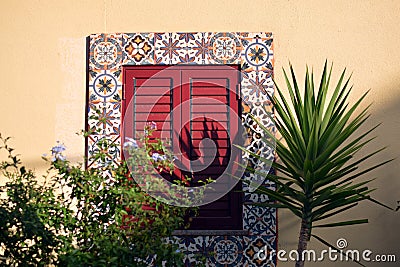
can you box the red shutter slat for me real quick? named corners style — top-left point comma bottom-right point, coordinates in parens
top-left (134, 78), bottom-right (172, 87)
top-left (191, 95), bottom-right (228, 103)
top-left (190, 130), bottom-right (228, 139)
top-left (191, 104), bottom-right (228, 113)
top-left (190, 80), bottom-right (228, 87)
top-left (134, 104), bottom-right (171, 113)
top-left (191, 87), bottom-right (228, 96)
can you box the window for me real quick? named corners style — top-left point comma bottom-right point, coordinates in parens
top-left (122, 65), bottom-right (242, 230)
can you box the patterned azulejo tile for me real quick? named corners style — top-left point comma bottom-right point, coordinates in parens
top-left (170, 236), bottom-right (210, 266)
top-left (242, 102), bottom-right (274, 134)
top-left (186, 32), bottom-right (211, 64)
top-left (207, 32), bottom-right (243, 64)
top-left (170, 235), bottom-right (245, 267)
top-left (88, 69), bottom-right (122, 102)
top-left (122, 33), bottom-right (155, 65)
top-left (243, 235), bottom-right (277, 267)
top-left (239, 32), bottom-right (273, 74)
top-left (89, 33), bottom-right (123, 70)
top-left (153, 32), bottom-right (213, 64)
top-left (239, 32), bottom-right (273, 110)
top-left (241, 71), bottom-right (274, 106)
top-left (243, 205), bottom-right (277, 236)
top-left (87, 134), bottom-right (121, 169)
top-left (170, 234), bottom-right (278, 267)
top-left (241, 100), bottom-right (275, 199)
top-left (88, 101), bottom-right (121, 135)
top-left (208, 236), bottom-right (244, 266)
top-left (154, 32), bottom-right (189, 64)
top-left (243, 176), bottom-right (276, 203)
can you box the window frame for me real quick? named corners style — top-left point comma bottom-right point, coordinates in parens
top-left (121, 64), bottom-right (243, 230)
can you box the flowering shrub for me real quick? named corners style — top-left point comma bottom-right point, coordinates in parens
top-left (0, 121), bottom-right (200, 266)
top-left (0, 134), bottom-right (66, 266)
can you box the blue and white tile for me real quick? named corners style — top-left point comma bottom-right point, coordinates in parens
top-left (154, 32), bottom-right (188, 64)
top-left (241, 72), bottom-right (274, 105)
top-left (87, 134), bottom-right (121, 168)
top-left (89, 33), bottom-right (123, 70)
top-left (88, 69), bottom-right (122, 102)
top-left (239, 32), bottom-right (273, 74)
top-left (207, 32), bottom-right (243, 64)
top-left (243, 205), bottom-right (277, 236)
top-left (186, 32), bottom-right (212, 64)
top-left (207, 236), bottom-right (244, 267)
top-left (88, 101), bottom-right (121, 135)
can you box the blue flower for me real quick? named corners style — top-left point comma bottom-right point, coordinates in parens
top-left (123, 137), bottom-right (138, 149)
top-left (151, 153), bottom-right (160, 161)
top-left (52, 154), bottom-right (66, 162)
top-left (51, 142), bottom-right (66, 154)
top-left (51, 142), bottom-right (67, 162)
top-left (151, 153), bottom-right (167, 162)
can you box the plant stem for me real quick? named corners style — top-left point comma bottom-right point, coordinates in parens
top-left (295, 218), bottom-right (310, 267)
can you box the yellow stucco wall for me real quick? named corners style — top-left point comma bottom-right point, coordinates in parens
top-left (0, 1), bottom-right (399, 266)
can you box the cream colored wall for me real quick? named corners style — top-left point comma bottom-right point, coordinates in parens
top-left (0, 0), bottom-right (399, 266)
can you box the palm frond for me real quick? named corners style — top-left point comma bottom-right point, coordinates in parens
top-left (237, 62), bottom-right (393, 245)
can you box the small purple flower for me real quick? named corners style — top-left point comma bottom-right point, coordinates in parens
top-left (123, 137), bottom-right (138, 149)
top-left (51, 142), bottom-right (66, 154)
top-left (51, 142), bottom-right (66, 161)
top-left (150, 121), bottom-right (157, 130)
top-left (151, 153), bottom-right (167, 162)
top-left (151, 153), bottom-right (161, 161)
top-left (52, 154), bottom-right (66, 162)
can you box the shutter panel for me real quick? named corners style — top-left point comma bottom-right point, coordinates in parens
top-left (122, 65), bottom-right (242, 230)
top-left (123, 67), bottom-right (179, 143)
top-left (181, 66), bottom-right (242, 230)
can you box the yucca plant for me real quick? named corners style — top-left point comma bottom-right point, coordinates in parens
top-left (239, 62), bottom-right (393, 267)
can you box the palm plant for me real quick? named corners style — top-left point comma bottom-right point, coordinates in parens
top-left (240, 62), bottom-right (393, 267)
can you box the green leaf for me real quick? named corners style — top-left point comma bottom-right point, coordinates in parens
top-left (314, 219), bottom-right (368, 228)
top-left (313, 203), bottom-right (358, 221)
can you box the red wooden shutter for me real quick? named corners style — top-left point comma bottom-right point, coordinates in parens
top-left (122, 65), bottom-right (242, 230)
top-left (123, 67), bottom-right (180, 143)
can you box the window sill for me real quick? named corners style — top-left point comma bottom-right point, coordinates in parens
top-left (172, 230), bottom-right (249, 236)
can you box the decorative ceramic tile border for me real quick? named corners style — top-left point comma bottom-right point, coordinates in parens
top-left (87, 32), bottom-right (276, 267)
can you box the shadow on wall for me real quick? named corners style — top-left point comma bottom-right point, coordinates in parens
top-left (277, 83), bottom-right (400, 267)
top-left (368, 85), bottom-right (400, 253)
